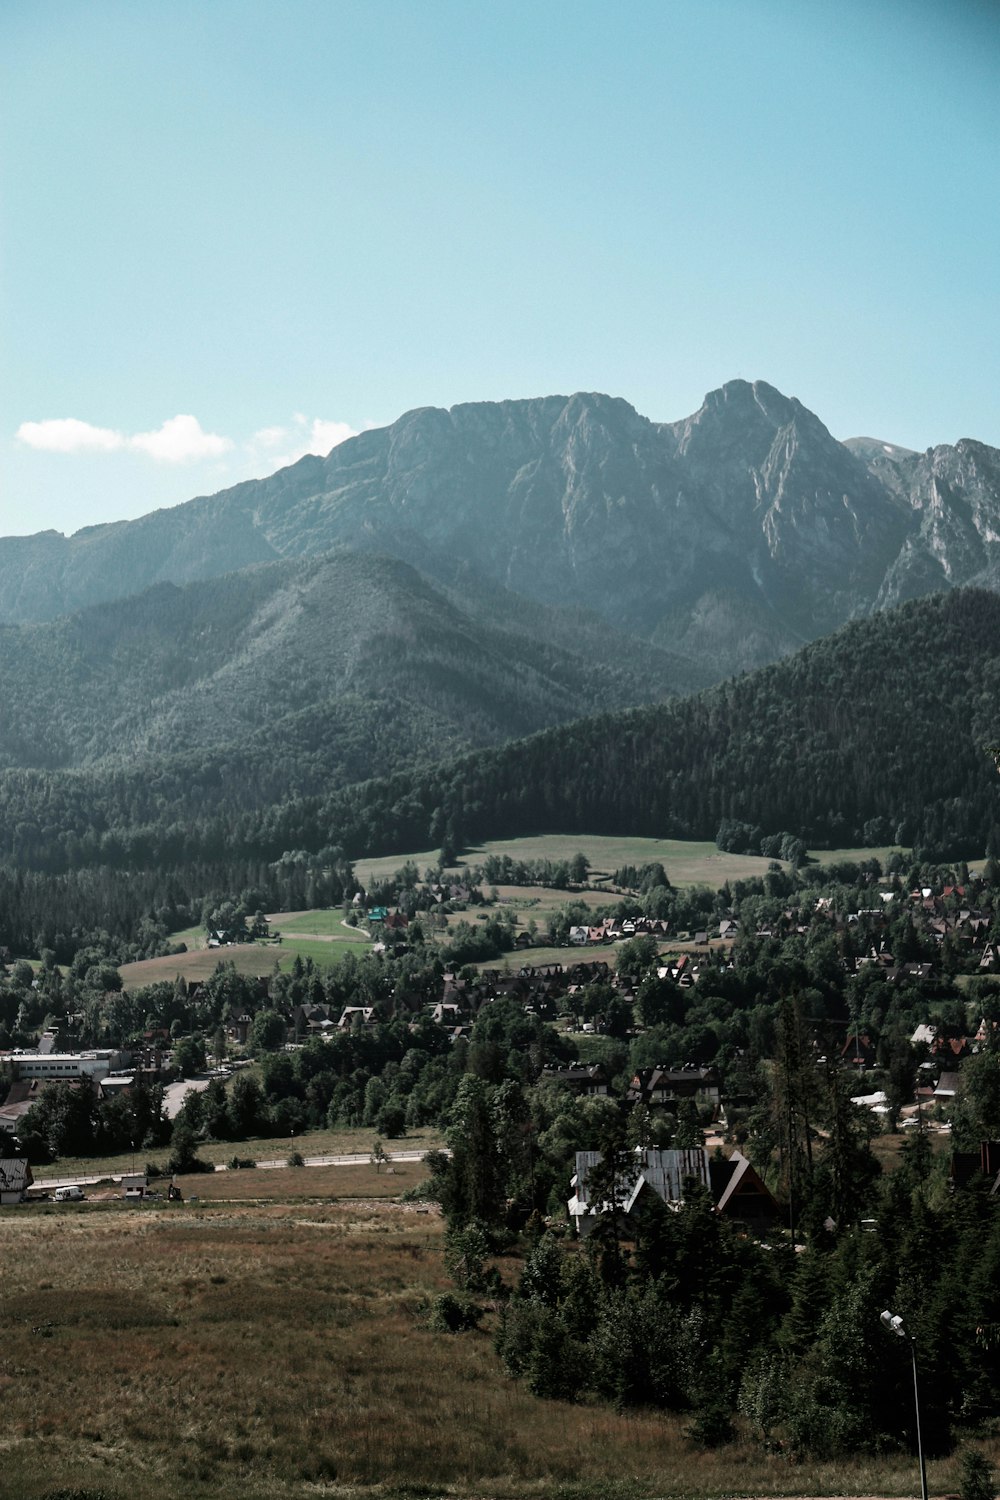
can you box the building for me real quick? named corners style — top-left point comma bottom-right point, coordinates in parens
top-left (567, 1146), bottom-right (777, 1235)
top-left (0, 1050), bottom-right (119, 1082)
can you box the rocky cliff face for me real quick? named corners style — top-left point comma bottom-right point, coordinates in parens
top-left (4, 380), bottom-right (1000, 677)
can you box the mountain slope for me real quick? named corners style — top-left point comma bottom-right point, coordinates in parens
top-left (0, 550), bottom-right (704, 786)
top-left (2, 586), bottom-right (998, 873)
top-left (6, 382), bottom-right (1000, 678)
top-left (296, 586), bottom-right (1000, 864)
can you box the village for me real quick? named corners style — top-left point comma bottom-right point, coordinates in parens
top-left (1, 850), bottom-right (998, 1229)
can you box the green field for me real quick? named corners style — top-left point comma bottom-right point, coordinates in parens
top-left (356, 833), bottom-right (786, 887)
top-left (272, 909), bottom-right (362, 936)
top-left (120, 931), bottom-right (371, 991)
top-left (356, 833), bottom-right (920, 891)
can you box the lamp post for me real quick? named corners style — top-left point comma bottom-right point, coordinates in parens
top-left (880, 1309), bottom-right (929, 1500)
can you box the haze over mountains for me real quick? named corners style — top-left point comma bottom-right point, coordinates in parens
top-left (5, 378), bottom-right (1000, 681)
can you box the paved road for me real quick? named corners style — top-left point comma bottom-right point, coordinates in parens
top-left (253, 1149), bottom-right (428, 1170)
top-left (162, 1076), bottom-right (212, 1118)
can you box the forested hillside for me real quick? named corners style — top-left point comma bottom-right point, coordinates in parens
top-left (282, 587), bottom-right (1000, 865)
top-left (0, 549), bottom-right (701, 782)
top-left (0, 587), bottom-right (997, 874)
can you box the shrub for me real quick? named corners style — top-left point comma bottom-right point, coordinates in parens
top-left (444, 1221), bottom-right (492, 1292)
top-left (228, 1156), bottom-right (257, 1170)
top-left (686, 1400), bottom-right (735, 1448)
top-left (287, 1150), bottom-right (305, 1167)
top-left (961, 1449), bottom-right (995, 1500)
top-left (429, 1292), bottom-right (481, 1333)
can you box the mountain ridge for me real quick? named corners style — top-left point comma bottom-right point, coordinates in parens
top-left (6, 380), bottom-right (1000, 678)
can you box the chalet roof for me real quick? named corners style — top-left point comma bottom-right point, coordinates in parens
top-left (0, 1158), bottom-right (32, 1194)
top-left (711, 1151), bottom-right (779, 1216)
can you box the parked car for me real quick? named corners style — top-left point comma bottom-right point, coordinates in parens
top-left (53, 1185), bottom-right (85, 1202)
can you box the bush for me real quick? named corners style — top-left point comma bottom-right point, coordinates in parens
top-left (444, 1221), bottom-right (492, 1292)
top-left (686, 1400), bottom-right (734, 1448)
top-left (287, 1150), bottom-right (305, 1167)
top-left (228, 1156), bottom-right (257, 1170)
top-left (961, 1450), bottom-right (995, 1500)
top-left (429, 1292), bottom-right (481, 1333)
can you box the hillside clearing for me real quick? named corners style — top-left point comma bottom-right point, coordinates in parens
top-left (355, 834), bottom-right (915, 890)
top-left (0, 1195), bottom-right (974, 1500)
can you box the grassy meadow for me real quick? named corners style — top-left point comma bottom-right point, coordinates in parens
top-left (28, 1124), bottom-right (445, 1185)
top-left (355, 834), bottom-right (791, 889)
top-left (0, 1193), bottom-right (979, 1500)
top-left (119, 922), bottom-right (371, 992)
top-left (356, 834), bottom-right (915, 890)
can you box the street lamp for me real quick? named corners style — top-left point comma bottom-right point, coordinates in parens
top-left (880, 1309), bottom-right (928, 1500)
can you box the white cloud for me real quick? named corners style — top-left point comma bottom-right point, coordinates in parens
top-left (252, 425), bottom-right (289, 448)
top-left (17, 417), bottom-right (125, 453)
top-left (309, 418), bottom-right (358, 454)
top-left (129, 414), bottom-right (233, 463)
top-left (18, 412), bottom-right (233, 464)
top-left (18, 410), bottom-right (369, 480)
top-left (245, 414), bottom-right (364, 473)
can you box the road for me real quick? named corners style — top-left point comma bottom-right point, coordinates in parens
top-left (162, 1076), bottom-right (212, 1118)
top-left (34, 1148), bottom-right (438, 1193)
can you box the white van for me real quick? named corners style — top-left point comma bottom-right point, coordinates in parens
top-left (53, 1185), bottom-right (84, 1202)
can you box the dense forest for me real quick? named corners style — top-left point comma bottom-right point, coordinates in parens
top-left (0, 587), bottom-right (997, 887)
top-left (266, 587), bottom-right (1000, 866)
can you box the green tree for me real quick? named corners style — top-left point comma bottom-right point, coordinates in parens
top-left (441, 1076), bottom-right (507, 1228)
top-left (250, 1009), bottom-right (285, 1053)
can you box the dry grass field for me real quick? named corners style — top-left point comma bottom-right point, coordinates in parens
top-left (29, 1126), bottom-right (446, 1185)
top-left (0, 1191), bottom-right (975, 1500)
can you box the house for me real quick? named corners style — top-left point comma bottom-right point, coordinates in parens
top-left (337, 1006), bottom-right (376, 1031)
top-left (293, 1003), bottom-right (336, 1039)
top-left (429, 1002), bottom-right (465, 1026)
top-left (568, 1146), bottom-right (710, 1235)
top-left (934, 1070), bottom-right (961, 1100)
top-left (567, 1146), bottom-right (777, 1236)
top-left (931, 1036), bottom-right (972, 1065)
top-left (841, 1033), bottom-right (877, 1069)
top-left (0, 1077), bottom-right (46, 1135)
top-left (627, 1065), bottom-right (720, 1110)
top-left (708, 1152), bottom-right (780, 1224)
top-left (0, 1157), bottom-right (32, 1205)
top-left (539, 1064), bottom-right (609, 1096)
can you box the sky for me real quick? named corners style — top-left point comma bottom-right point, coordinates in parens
top-left (2, 0), bottom-right (999, 538)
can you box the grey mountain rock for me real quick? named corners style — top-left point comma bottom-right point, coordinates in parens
top-left (5, 380), bottom-right (1000, 676)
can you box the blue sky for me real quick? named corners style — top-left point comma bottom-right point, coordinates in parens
top-left (2, 0), bottom-right (998, 537)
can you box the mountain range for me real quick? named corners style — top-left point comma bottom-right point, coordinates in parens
top-left (4, 377), bottom-right (1000, 872)
top-left (5, 379), bottom-right (1000, 682)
